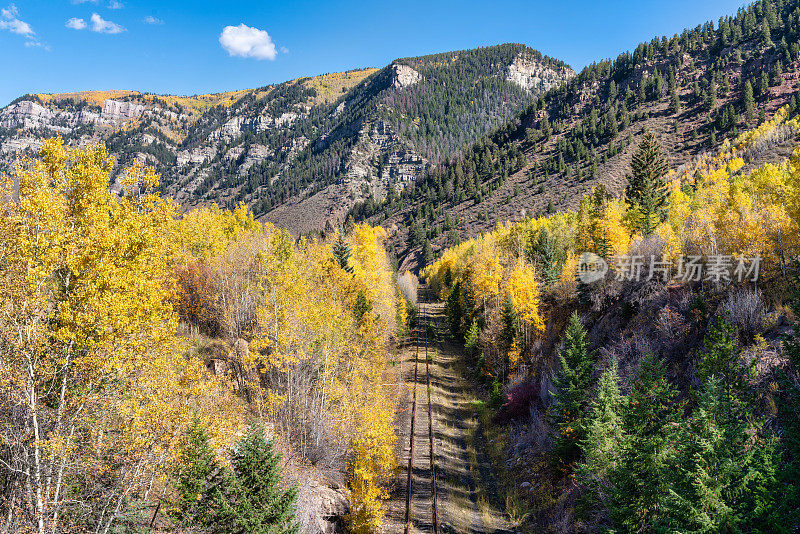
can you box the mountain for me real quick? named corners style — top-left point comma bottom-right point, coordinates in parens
top-left (354, 0), bottom-right (800, 271)
top-left (0, 44), bottom-right (573, 234)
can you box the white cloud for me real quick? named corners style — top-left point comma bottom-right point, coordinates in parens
top-left (65, 17), bottom-right (87, 30)
top-left (71, 0), bottom-right (99, 4)
top-left (108, 0), bottom-right (123, 8)
top-left (0, 4), bottom-right (16, 18)
top-left (0, 4), bottom-right (33, 36)
top-left (1, 3), bottom-right (46, 48)
top-left (219, 23), bottom-right (277, 60)
top-left (143, 15), bottom-right (163, 25)
top-left (90, 12), bottom-right (124, 34)
top-left (280, 46), bottom-right (289, 54)
top-left (25, 39), bottom-right (49, 50)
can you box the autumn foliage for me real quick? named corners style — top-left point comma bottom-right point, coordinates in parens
top-left (0, 138), bottom-right (402, 533)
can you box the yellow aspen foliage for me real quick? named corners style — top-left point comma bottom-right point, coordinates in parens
top-left (505, 259), bottom-right (545, 335)
top-left (175, 201), bottom-right (258, 261)
top-left (576, 187), bottom-right (631, 258)
top-left (507, 338), bottom-right (523, 373)
top-left (213, 221), bottom-right (400, 534)
top-left (0, 138), bottom-right (239, 533)
top-left (469, 234), bottom-right (504, 311)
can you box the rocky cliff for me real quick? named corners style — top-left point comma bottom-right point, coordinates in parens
top-left (0, 44), bottom-right (573, 234)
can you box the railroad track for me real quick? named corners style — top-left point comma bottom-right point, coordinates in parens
top-left (404, 292), bottom-right (439, 534)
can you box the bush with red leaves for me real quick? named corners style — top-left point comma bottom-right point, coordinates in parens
top-left (175, 261), bottom-right (225, 337)
top-left (494, 380), bottom-right (539, 424)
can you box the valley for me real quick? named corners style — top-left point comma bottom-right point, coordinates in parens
top-left (3, 0), bottom-right (800, 532)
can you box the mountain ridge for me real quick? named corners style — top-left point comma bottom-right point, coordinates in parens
top-left (353, 0), bottom-right (800, 272)
top-left (0, 44), bottom-right (573, 234)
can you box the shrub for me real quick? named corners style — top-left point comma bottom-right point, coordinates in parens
top-left (176, 261), bottom-right (225, 337)
top-left (495, 380), bottom-right (539, 424)
top-left (722, 288), bottom-right (765, 342)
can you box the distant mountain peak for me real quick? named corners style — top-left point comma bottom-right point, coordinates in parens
top-left (0, 44), bottom-right (572, 235)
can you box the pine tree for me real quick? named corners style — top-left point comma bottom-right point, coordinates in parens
top-left (549, 312), bottom-right (595, 469)
top-left (626, 130), bottom-right (668, 236)
top-left (577, 357), bottom-right (625, 515)
top-left (173, 416), bottom-right (220, 527)
top-left (609, 354), bottom-right (679, 532)
top-left (660, 376), bottom-right (780, 532)
top-left (532, 228), bottom-right (565, 288)
top-left (333, 233), bottom-right (353, 273)
top-left (464, 318), bottom-right (481, 357)
top-left (212, 425), bottom-right (299, 534)
top-left (743, 79), bottom-right (756, 122)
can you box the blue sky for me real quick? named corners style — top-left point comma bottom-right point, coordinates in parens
top-left (1, 0), bottom-right (750, 107)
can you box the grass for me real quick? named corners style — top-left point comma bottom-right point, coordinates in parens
top-left (470, 388), bottom-right (533, 528)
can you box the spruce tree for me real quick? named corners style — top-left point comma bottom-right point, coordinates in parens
top-left (353, 290), bottom-right (373, 324)
top-left (422, 239), bottom-right (433, 267)
top-left (760, 71), bottom-right (770, 96)
top-left (696, 317), bottom-right (753, 397)
top-left (669, 89), bottom-right (681, 115)
top-left (173, 416), bottom-right (220, 527)
top-left (609, 354), bottom-right (679, 532)
top-left (464, 318), bottom-right (481, 357)
top-left (532, 228), bottom-right (565, 288)
top-left (785, 265), bottom-right (800, 369)
top-left (660, 377), bottom-right (780, 532)
top-left (707, 76), bottom-right (718, 110)
top-left (626, 131), bottom-right (668, 236)
top-left (773, 265), bottom-right (800, 529)
top-left (502, 293), bottom-right (519, 348)
top-left (549, 312), bottom-right (595, 469)
top-left (332, 234), bottom-right (353, 273)
top-left (761, 19), bottom-right (773, 47)
top-left (743, 79), bottom-right (755, 122)
top-left (446, 280), bottom-right (464, 339)
top-left (577, 357), bottom-right (625, 515)
top-left (212, 425), bottom-right (299, 534)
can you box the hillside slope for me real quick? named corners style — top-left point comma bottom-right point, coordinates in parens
top-left (0, 44), bottom-right (573, 234)
top-left (354, 0), bottom-right (800, 271)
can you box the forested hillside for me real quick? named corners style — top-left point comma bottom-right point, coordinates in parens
top-left (0, 139), bottom-right (407, 533)
top-left (422, 107), bottom-right (800, 532)
top-left (0, 44), bottom-right (572, 235)
top-left (353, 0), bottom-right (800, 272)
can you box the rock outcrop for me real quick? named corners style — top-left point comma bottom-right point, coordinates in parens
top-left (101, 99), bottom-right (145, 121)
top-left (507, 54), bottom-right (575, 92)
top-left (391, 63), bottom-right (421, 88)
top-left (0, 46), bottom-right (573, 234)
top-left (296, 482), bottom-right (349, 534)
top-left (0, 101), bottom-right (56, 130)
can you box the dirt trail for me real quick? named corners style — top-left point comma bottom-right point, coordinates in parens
top-left (382, 297), bottom-right (515, 534)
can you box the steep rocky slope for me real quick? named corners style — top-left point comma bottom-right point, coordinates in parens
top-left (0, 44), bottom-right (573, 234)
top-left (354, 0), bottom-right (800, 271)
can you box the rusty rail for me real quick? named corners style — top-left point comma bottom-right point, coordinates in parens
top-left (404, 292), bottom-right (439, 534)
